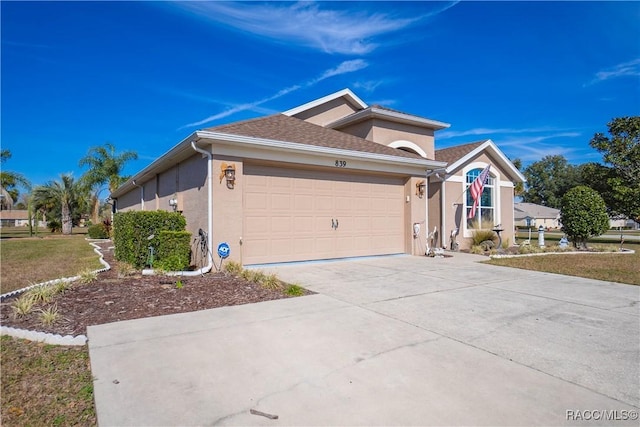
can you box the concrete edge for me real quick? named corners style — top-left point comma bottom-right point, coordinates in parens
top-left (0, 239), bottom-right (111, 346)
top-left (491, 248), bottom-right (635, 259)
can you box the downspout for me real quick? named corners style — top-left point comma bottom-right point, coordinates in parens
top-left (132, 180), bottom-right (144, 210)
top-left (170, 140), bottom-right (213, 276)
top-left (440, 175), bottom-right (446, 249)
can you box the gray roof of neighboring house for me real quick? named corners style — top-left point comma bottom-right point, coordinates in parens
top-left (206, 114), bottom-right (425, 160)
top-left (514, 202), bottom-right (560, 220)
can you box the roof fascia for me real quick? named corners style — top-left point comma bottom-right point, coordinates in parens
top-left (327, 106), bottom-right (451, 131)
top-left (445, 140), bottom-right (526, 182)
top-left (196, 130), bottom-right (447, 169)
top-left (110, 133), bottom-right (199, 198)
top-left (282, 88), bottom-right (368, 117)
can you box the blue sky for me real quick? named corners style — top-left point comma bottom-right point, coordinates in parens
top-left (2, 1), bottom-right (639, 189)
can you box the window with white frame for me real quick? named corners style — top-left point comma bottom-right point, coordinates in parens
top-left (466, 168), bottom-right (495, 228)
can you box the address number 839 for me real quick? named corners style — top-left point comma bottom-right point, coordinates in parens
top-left (335, 160), bottom-right (347, 167)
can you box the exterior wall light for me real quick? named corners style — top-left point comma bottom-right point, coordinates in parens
top-left (169, 198), bottom-right (178, 211)
top-left (220, 163), bottom-right (236, 189)
top-left (416, 180), bottom-right (426, 199)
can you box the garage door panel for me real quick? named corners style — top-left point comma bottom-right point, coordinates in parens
top-left (244, 165), bottom-right (405, 264)
top-left (271, 194), bottom-right (292, 210)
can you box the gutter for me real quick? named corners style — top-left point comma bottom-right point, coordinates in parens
top-left (166, 141), bottom-right (213, 276)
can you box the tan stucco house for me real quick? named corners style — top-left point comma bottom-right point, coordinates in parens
top-left (111, 89), bottom-right (525, 266)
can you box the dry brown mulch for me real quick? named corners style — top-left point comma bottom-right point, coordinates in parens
top-left (0, 242), bottom-right (312, 337)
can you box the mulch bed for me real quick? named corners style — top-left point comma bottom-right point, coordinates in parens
top-left (0, 242), bottom-right (313, 337)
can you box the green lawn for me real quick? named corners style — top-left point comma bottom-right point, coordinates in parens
top-left (0, 233), bottom-right (102, 294)
top-left (487, 241), bottom-right (640, 286)
top-left (1, 233), bottom-right (100, 426)
top-left (0, 336), bottom-right (96, 426)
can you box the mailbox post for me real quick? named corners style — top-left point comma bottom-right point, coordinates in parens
top-left (538, 225), bottom-right (545, 247)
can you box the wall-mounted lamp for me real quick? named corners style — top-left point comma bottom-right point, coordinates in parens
top-left (169, 198), bottom-right (178, 211)
top-left (219, 163), bottom-right (236, 189)
top-left (416, 180), bottom-right (426, 199)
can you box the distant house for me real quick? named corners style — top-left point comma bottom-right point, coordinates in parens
top-left (514, 203), bottom-right (561, 229)
top-left (0, 209), bottom-right (46, 228)
top-left (609, 216), bottom-right (640, 230)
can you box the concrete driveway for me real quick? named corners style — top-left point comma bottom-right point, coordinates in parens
top-left (88, 253), bottom-right (639, 426)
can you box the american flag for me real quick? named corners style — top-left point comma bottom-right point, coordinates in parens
top-left (467, 165), bottom-right (491, 220)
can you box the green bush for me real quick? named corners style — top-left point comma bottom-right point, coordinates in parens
top-left (113, 211), bottom-right (187, 268)
top-left (560, 186), bottom-right (609, 249)
top-left (155, 230), bottom-right (191, 271)
top-left (87, 223), bottom-right (109, 239)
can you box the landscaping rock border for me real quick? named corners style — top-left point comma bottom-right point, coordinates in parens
top-left (0, 239), bottom-right (111, 346)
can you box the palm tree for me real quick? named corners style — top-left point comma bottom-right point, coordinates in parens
top-left (32, 174), bottom-right (84, 235)
top-left (1, 149), bottom-right (31, 207)
top-left (79, 143), bottom-right (137, 223)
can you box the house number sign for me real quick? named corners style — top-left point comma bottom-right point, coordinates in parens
top-left (335, 160), bottom-right (347, 168)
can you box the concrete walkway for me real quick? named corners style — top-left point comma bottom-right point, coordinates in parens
top-left (88, 253), bottom-right (640, 426)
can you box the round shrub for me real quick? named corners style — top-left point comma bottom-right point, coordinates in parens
top-left (560, 186), bottom-right (609, 249)
top-left (88, 223), bottom-right (109, 239)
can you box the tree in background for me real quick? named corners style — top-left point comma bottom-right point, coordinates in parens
top-left (32, 174), bottom-right (86, 235)
top-left (79, 143), bottom-right (138, 223)
top-left (521, 155), bottom-right (581, 208)
top-left (588, 116), bottom-right (640, 222)
top-left (560, 186), bottom-right (609, 249)
top-left (0, 149), bottom-right (31, 208)
top-left (511, 158), bottom-right (525, 198)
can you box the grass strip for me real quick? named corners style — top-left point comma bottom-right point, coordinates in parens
top-left (487, 242), bottom-right (640, 285)
top-left (0, 335), bottom-right (97, 426)
top-left (0, 234), bottom-right (102, 294)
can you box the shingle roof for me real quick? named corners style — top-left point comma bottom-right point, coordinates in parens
top-left (435, 141), bottom-right (486, 164)
top-left (514, 203), bottom-right (560, 219)
top-left (206, 114), bottom-right (423, 159)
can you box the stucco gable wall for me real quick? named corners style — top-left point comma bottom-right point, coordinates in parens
top-left (370, 119), bottom-right (435, 160)
top-left (290, 98), bottom-right (360, 127)
top-left (443, 151), bottom-right (516, 250)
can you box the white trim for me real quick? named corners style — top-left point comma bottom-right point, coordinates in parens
top-left (445, 139), bottom-right (526, 182)
top-left (388, 140), bottom-right (427, 158)
top-left (282, 88), bottom-right (367, 117)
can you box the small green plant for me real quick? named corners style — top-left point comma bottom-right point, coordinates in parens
top-left (11, 294), bottom-right (36, 318)
top-left (470, 245), bottom-right (485, 255)
top-left (175, 280), bottom-right (183, 289)
top-left (77, 269), bottom-right (97, 285)
top-left (470, 221), bottom-right (498, 247)
top-left (262, 274), bottom-right (282, 291)
top-left (53, 280), bottom-right (70, 294)
top-left (285, 284), bottom-right (305, 297)
top-left (251, 271), bottom-right (267, 285)
top-left (38, 305), bottom-right (60, 326)
top-left (117, 262), bottom-right (136, 278)
top-left (223, 261), bottom-right (243, 276)
top-left (26, 285), bottom-right (56, 304)
top-left (240, 269), bottom-right (256, 282)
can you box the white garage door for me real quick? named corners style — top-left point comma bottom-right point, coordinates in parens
top-left (243, 164), bottom-right (405, 265)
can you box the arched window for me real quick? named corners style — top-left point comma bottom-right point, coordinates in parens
top-left (466, 168), bottom-right (495, 228)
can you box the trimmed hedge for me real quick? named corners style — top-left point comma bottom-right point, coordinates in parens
top-left (155, 231), bottom-right (191, 271)
top-left (113, 211), bottom-right (187, 268)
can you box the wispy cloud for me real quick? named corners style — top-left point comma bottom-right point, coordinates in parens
top-left (169, 1), bottom-right (458, 55)
top-left (495, 132), bottom-right (582, 162)
top-left (438, 126), bottom-right (568, 140)
top-left (180, 60), bottom-right (369, 128)
top-left (586, 58), bottom-right (640, 86)
top-left (353, 80), bottom-right (385, 93)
